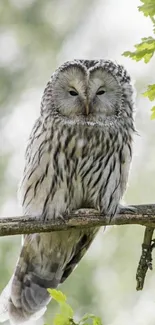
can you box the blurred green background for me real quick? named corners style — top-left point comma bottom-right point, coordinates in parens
top-left (0, 0), bottom-right (155, 324)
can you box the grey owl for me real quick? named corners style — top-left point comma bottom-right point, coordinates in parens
top-left (0, 59), bottom-right (135, 324)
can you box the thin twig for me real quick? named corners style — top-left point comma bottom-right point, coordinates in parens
top-left (0, 204), bottom-right (155, 237)
top-left (136, 227), bottom-right (155, 290)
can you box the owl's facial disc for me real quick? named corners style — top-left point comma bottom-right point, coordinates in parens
top-left (52, 62), bottom-right (123, 120)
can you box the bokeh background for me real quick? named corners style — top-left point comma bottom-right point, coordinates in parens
top-left (0, 0), bottom-right (155, 324)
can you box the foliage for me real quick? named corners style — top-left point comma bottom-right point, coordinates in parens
top-left (47, 289), bottom-right (103, 325)
top-left (123, 0), bottom-right (155, 119)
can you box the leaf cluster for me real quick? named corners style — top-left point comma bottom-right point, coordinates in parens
top-left (122, 0), bottom-right (155, 119)
top-left (47, 289), bottom-right (103, 325)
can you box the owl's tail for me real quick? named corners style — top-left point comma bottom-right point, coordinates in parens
top-left (0, 233), bottom-right (64, 324)
top-left (0, 275), bottom-right (47, 324)
top-left (0, 229), bottom-right (97, 324)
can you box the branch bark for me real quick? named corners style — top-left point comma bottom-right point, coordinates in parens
top-left (0, 204), bottom-right (155, 237)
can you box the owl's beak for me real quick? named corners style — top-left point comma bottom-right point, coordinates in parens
top-left (85, 101), bottom-right (89, 115)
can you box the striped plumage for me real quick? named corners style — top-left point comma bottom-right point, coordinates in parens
top-left (0, 59), bottom-right (135, 324)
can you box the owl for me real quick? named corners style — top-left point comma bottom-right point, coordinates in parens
top-left (0, 59), bottom-right (135, 324)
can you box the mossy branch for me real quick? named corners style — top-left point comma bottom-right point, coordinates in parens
top-left (0, 204), bottom-right (155, 237)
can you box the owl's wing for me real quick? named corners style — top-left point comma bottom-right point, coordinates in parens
top-left (60, 229), bottom-right (98, 283)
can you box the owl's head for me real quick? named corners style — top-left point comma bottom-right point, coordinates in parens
top-left (41, 60), bottom-right (135, 123)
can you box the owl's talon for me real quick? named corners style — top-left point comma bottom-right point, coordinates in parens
top-left (57, 214), bottom-right (66, 224)
top-left (118, 204), bottom-right (136, 214)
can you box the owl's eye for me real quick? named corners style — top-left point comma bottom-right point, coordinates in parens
top-left (69, 90), bottom-right (78, 96)
top-left (96, 89), bottom-right (105, 96)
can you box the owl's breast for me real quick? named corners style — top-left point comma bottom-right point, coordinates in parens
top-left (19, 122), bottom-right (132, 219)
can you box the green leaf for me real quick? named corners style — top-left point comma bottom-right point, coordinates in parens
top-left (143, 52), bottom-right (154, 62)
top-left (47, 290), bottom-right (103, 325)
top-left (143, 84), bottom-right (155, 101)
top-left (92, 317), bottom-right (102, 325)
top-left (53, 313), bottom-right (70, 325)
top-left (48, 289), bottom-right (66, 303)
top-left (80, 314), bottom-right (103, 325)
top-left (138, 0), bottom-right (155, 17)
top-left (123, 37), bottom-right (155, 63)
top-left (60, 302), bottom-right (74, 319)
top-left (48, 290), bottom-right (74, 325)
top-left (135, 37), bottom-right (155, 50)
top-left (151, 106), bottom-right (155, 119)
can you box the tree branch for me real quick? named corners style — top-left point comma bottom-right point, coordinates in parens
top-left (0, 204), bottom-right (155, 237)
